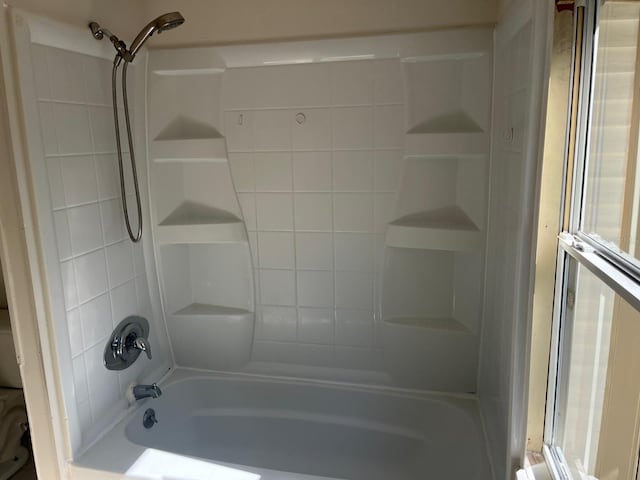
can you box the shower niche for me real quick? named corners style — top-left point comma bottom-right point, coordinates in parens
top-left (381, 31), bottom-right (491, 392)
top-left (147, 48), bottom-right (255, 370)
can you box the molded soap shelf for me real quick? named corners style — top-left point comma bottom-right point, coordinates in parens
top-left (173, 303), bottom-right (253, 317)
top-left (157, 203), bottom-right (247, 245)
top-left (151, 137), bottom-right (227, 163)
top-left (386, 206), bottom-right (482, 251)
top-left (384, 317), bottom-right (470, 333)
top-left (404, 132), bottom-right (488, 157)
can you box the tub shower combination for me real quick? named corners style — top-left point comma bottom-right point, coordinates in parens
top-left (5, 3), bottom-right (538, 478)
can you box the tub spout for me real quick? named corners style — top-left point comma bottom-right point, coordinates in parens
top-left (132, 383), bottom-right (162, 401)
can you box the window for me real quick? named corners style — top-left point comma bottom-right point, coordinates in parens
top-left (545, 2), bottom-right (640, 479)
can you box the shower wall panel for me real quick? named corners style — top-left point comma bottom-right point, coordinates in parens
top-left (479, 0), bottom-right (550, 476)
top-left (16, 35), bottom-right (172, 455)
top-left (223, 60), bottom-right (405, 374)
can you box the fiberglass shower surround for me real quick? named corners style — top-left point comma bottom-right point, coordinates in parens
top-left (89, 12), bottom-right (185, 243)
top-left (5, 3), bottom-right (547, 476)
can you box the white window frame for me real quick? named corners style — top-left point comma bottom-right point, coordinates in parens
top-left (543, 1), bottom-right (640, 478)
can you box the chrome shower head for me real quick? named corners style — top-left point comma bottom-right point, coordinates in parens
top-left (128, 12), bottom-right (185, 60)
top-left (89, 12), bottom-right (184, 63)
top-left (156, 12), bottom-right (185, 32)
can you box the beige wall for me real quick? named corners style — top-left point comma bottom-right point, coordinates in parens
top-left (7, 0), bottom-right (498, 49)
top-left (7, 0), bottom-right (146, 41)
top-left (527, 7), bottom-right (573, 452)
top-left (143, 0), bottom-right (497, 47)
top-left (0, 258), bottom-right (6, 309)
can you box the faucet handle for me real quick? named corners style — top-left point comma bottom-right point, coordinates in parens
top-left (133, 336), bottom-right (152, 360)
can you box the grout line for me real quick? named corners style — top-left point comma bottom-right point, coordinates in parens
top-left (249, 120), bottom-right (262, 344)
top-left (65, 288), bottom-right (109, 315)
top-left (329, 99), bottom-right (337, 365)
top-left (243, 189), bottom-right (391, 194)
top-left (45, 150), bottom-right (118, 158)
top-left (38, 97), bottom-right (113, 108)
top-left (52, 198), bottom-right (101, 212)
top-left (223, 103), bottom-right (402, 112)
top-left (58, 236), bottom-right (127, 262)
top-left (64, 271), bottom-right (142, 315)
top-left (289, 113), bottom-right (301, 344)
top-left (371, 108), bottom-right (379, 350)
top-left (229, 147), bottom-right (403, 154)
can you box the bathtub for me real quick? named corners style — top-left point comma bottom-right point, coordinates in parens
top-left (73, 369), bottom-right (493, 480)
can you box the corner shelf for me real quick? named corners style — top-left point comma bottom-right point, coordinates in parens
top-left (157, 203), bottom-right (247, 245)
top-left (160, 202), bottom-right (239, 225)
top-left (384, 317), bottom-right (471, 333)
top-left (149, 46), bottom-right (227, 77)
top-left (404, 132), bottom-right (488, 157)
top-left (173, 303), bottom-right (253, 317)
top-left (386, 206), bottom-right (482, 251)
top-left (151, 137), bottom-right (227, 163)
top-left (152, 68), bottom-right (225, 76)
top-left (407, 111), bottom-right (483, 134)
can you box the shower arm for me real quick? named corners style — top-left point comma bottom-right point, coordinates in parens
top-left (89, 22), bottom-right (129, 61)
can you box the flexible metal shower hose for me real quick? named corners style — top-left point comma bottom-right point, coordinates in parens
top-left (112, 59), bottom-right (143, 243)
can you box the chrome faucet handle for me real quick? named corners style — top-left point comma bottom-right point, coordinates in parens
top-left (104, 316), bottom-right (151, 370)
top-left (134, 336), bottom-right (152, 360)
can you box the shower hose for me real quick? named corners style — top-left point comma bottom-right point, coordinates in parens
top-left (111, 58), bottom-right (143, 243)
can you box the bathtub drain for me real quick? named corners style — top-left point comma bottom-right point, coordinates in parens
top-left (143, 408), bottom-right (158, 429)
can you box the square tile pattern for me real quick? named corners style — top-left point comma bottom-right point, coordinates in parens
top-left (31, 45), bottom-right (166, 444)
top-left (224, 59), bottom-right (405, 372)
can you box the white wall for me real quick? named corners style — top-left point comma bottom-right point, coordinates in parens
top-left (479, 0), bottom-right (551, 478)
top-left (12, 14), bottom-right (173, 456)
top-left (146, 0), bottom-right (497, 47)
top-left (223, 59), bottom-right (404, 373)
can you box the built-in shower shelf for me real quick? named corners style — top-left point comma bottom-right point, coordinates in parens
top-left (151, 137), bottom-right (227, 163)
top-left (149, 47), bottom-right (227, 77)
top-left (173, 303), bottom-right (253, 317)
top-left (385, 317), bottom-right (471, 333)
top-left (157, 223), bottom-right (247, 245)
top-left (158, 203), bottom-right (247, 244)
top-left (386, 206), bottom-right (482, 251)
top-left (152, 67), bottom-right (226, 76)
top-left (404, 132), bottom-right (488, 157)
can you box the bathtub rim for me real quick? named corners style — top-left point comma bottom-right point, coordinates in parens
top-left (164, 366), bottom-right (481, 402)
top-left (73, 367), bottom-right (488, 478)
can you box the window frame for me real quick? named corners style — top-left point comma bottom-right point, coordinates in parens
top-left (543, 0), bottom-right (640, 478)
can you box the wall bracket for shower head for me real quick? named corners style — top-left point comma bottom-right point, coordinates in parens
top-left (88, 21), bottom-right (129, 60)
top-left (88, 21), bottom-right (104, 40)
top-left (88, 12), bottom-right (184, 63)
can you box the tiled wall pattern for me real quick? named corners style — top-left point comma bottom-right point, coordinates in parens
top-left (29, 44), bottom-right (169, 448)
top-left (223, 60), bottom-right (405, 372)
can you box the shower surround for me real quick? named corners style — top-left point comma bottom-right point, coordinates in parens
top-left (1, 3), bottom-right (553, 478)
top-left (147, 30), bottom-right (491, 393)
top-left (13, 29), bottom-right (173, 453)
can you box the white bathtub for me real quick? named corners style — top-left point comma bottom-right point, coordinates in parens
top-left (73, 370), bottom-right (493, 480)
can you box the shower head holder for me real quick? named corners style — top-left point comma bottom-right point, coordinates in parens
top-left (88, 12), bottom-right (184, 64)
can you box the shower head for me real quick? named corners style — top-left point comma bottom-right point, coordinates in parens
top-left (89, 12), bottom-right (184, 63)
top-left (156, 12), bottom-right (185, 32)
top-left (128, 12), bottom-right (185, 60)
